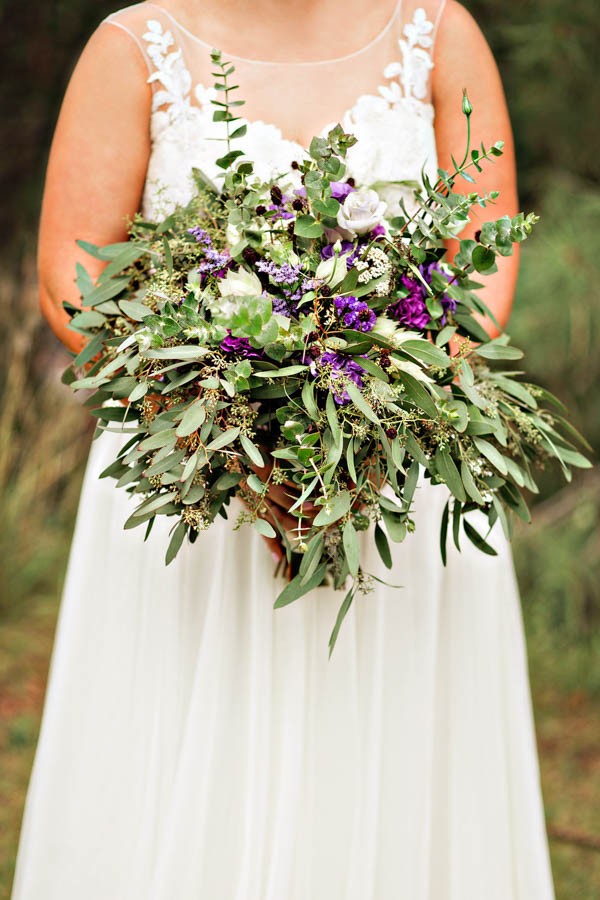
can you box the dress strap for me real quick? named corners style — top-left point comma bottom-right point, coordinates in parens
top-left (99, 4), bottom-right (194, 118)
top-left (99, 8), bottom-right (154, 79)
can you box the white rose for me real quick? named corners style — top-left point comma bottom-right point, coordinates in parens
top-left (337, 188), bottom-right (387, 236)
top-left (218, 267), bottom-right (263, 298)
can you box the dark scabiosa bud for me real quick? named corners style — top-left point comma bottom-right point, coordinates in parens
top-left (379, 349), bottom-right (391, 369)
top-left (292, 198), bottom-right (305, 212)
top-left (474, 229), bottom-right (482, 243)
top-left (256, 204), bottom-right (266, 216)
top-left (287, 222), bottom-right (295, 236)
top-left (291, 160), bottom-right (300, 170)
top-left (321, 285), bottom-right (332, 297)
top-left (346, 177), bottom-right (355, 187)
top-left (270, 185), bottom-right (283, 206)
top-left (242, 247), bottom-right (259, 265)
top-left (386, 427), bottom-right (398, 439)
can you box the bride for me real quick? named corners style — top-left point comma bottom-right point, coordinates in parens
top-left (12, 1), bottom-right (556, 897)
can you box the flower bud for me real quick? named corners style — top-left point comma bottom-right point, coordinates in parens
top-left (462, 90), bottom-right (473, 117)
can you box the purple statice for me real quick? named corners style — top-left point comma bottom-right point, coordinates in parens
top-left (388, 262), bottom-right (456, 330)
top-left (255, 259), bottom-right (311, 318)
top-left (187, 225), bottom-right (212, 245)
top-left (272, 295), bottom-right (294, 317)
top-left (311, 350), bottom-right (365, 405)
top-left (220, 330), bottom-right (263, 359)
top-left (188, 226), bottom-right (232, 280)
top-left (256, 259), bottom-right (302, 285)
top-left (334, 295), bottom-right (376, 332)
top-left (198, 250), bottom-right (232, 280)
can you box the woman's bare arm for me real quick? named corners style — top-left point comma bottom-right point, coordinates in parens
top-left (433, 0), bottom-right (519, 337)
top-left (38, 24), bottom-right (152, 353)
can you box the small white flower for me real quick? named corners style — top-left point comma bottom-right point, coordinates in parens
top-left (218, 267), bottom-right (262, 299)
top-left (337, 189), bottom-right (387, 236)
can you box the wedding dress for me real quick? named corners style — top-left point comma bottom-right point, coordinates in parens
top-left (12, 2), bottom-right (556, 897)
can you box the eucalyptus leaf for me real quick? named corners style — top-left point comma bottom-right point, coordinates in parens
top-left (313, 491), bottom-right (352, 527)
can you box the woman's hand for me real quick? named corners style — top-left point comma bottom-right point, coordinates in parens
top-left (243, 458), bottom-right (321, 563)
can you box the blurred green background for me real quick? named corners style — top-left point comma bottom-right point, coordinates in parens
top-left (0, 0), bottom-right (599, 896)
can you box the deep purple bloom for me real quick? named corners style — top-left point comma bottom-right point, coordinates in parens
top-left (333, 295), bottom-right (376, 332)
top-left (388, 262), bottom-right (456, 329)
top-left (388, 274), bottom-right (431, 328)
top-left (220, 330), bottom-right (263, 359)
top-left (311, 350), bottom-right (365, 405)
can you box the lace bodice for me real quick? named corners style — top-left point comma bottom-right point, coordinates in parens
top-left (100, 0), bottom-right (447, 221)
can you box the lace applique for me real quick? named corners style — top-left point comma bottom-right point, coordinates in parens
top-left (143, 19), bottom-right (216, 118)
top-left (381, 8), bottom-right (435, 104)
top-left (138, 12), bottom-right (440, 220)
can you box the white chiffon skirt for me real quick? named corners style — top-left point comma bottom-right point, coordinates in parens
top-left (12, 426), bottom-right (555, 899)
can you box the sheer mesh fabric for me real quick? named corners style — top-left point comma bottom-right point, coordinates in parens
top-left (101, 0), bottom-right (446, 143)
top-left (99, 1), bottom-right (447, 219)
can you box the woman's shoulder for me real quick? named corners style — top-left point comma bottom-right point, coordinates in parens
top-left (99, 1), bottom-right (175, 38)
top-left (434, 0), bottom-right (490, 48)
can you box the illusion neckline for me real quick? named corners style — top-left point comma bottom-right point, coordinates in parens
top-left (144, 0), bottom-right (404, 67)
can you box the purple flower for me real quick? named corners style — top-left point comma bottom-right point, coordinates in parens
top-left (188, 226), bottom-right (212, 245)
top-left (320, 240), bottom-right (355, 260)
top-left (256, 259), bottom-right (302, 285)
top-left (330, 181), bottom-right (355, 201)
top-left (388, 274), bottom-right (431, 329)
top-left (188, 226), bottom-right (232, 281)
top-left (267, 193), bottom-right (295, 220)
top-left (369, 223), bottom-right (387, 239)
top-left (220, 330), bottom-right (263, 359)
top-left (421, 262), bottom-right (456, 319)
top-left (333, 295), bottom-right (376, 332)
top-left (387, 262), bottom-right (456, 329)
top-left (311, 350), bottom-right (365, 405)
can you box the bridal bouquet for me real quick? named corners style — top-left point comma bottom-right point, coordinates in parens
top-left (62, 52), bottom-right (590, 652)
